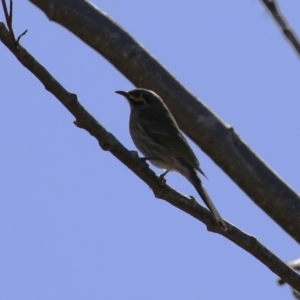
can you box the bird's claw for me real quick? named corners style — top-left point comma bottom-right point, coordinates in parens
top-left (187, 195), bottom-right (196, 204)
top-left (130, 150), bottom-right (139, 158)
top-left (158, 174), bottom-right (167, 185)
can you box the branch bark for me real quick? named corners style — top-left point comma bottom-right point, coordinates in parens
top-left (260, 0), bottom-right (300, 58)
top-left (1, 21), bottom-right (300, 293)
top-left (26, 0), bottom-right (300, 243)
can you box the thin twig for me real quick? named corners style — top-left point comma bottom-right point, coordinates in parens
top-left (1, 0), bottom-right (27, 48)
top-left (1, 0), bottom-right (16, 45)
top-left (261, 0), bottom-right (300, 57)
top-left (9, 0), bottom-right (12, 23)
top-left (16, 29), bottom-right (28, 44)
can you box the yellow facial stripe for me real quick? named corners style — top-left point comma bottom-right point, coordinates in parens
top-left (129, 93), bottom-right (145, 103)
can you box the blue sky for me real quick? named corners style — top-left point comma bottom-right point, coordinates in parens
top-left (1, 1), bottom-right (300, 299)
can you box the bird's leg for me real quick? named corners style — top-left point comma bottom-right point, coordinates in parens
top-left (130, 150), bottom-right (140, 158)
top-left (139, 156), bottom-right (158, 168)
top-left (159, 169), bottom-right (169, 179)
top-left (140, 156), bottom-right (169, 184)
top-left (130, 154), bottom-right (156, 169)
top-left (158, 170), bottom-right (169, 185)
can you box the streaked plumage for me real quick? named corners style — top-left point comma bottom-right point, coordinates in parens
top-left (116, 88), bottom-right (227, 231)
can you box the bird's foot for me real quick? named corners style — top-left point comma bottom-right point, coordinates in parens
top-left (157, 170), bottom-right (170, 185)
top-left (158, 174), bottom-right (167, 185)
top-left (130, 151), bottom-right (151, 170)
top-left (130, 150), bottom-right (140, 158)
top-left (187, 195), bottom-right (197, 205)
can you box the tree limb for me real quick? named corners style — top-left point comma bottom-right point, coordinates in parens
top-left (260, 0), bottom-right (300, 58)
top-left (1, 0), bottom-right (28, 48)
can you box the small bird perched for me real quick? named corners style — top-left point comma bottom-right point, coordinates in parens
top-left (115, 88), bottom-right (227, 231)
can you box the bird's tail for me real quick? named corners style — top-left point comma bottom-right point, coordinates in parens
top-left (189, 171), bottom-right (227, 231)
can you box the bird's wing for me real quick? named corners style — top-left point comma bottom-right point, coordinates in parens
top-left (138, 105), bottom-right (200, 169)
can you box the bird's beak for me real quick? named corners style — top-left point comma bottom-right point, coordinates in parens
top-left (115, 90), bottom-right (128, 97)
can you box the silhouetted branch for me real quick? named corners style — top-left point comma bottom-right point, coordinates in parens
top-left (278, 258), bottom-right (300, 299)
top-left (1, 20), bottom-right (300, 293)
top-left (1, 0), bottom-right (27, 49)
top-left (278, 258), bottom-right (300, 285)
top-left (260, 0), bottom-right (300, 58)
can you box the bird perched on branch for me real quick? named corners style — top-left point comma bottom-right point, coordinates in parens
top-left (115, 88), bottom-right (227, 231)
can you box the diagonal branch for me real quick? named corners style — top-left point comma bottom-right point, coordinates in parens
top-left (1, 20), bottom-right (300, 294)
top-left (278, 258), bottom-right (300, 299)
top-left (27, 0), bottom-right (300, 243)
top-left (260, 0), bottom-right (300, 58)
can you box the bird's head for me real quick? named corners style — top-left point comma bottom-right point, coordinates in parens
top-left (115, 88), bottom-right (164, 109)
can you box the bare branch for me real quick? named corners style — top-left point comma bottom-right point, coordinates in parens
top-left (260, 0), bottom-right (300, 58)
top-left (278, 258), bottom-right (300, 299)
top-left (1, 21), bottom-right (300, 293)
top-left (26, 0), bottom-right (300, 243)
top-left (1, 0), bottom-right (16, 45)
top-left (278, 258), bottom-right (300, 285)
top-left (16, 29), bottom-right (28, 44)
top-left (1, 0), bottom-right (28, 48)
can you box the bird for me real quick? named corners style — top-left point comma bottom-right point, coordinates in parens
top-left (115, 88), bottom-right (227, 231)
